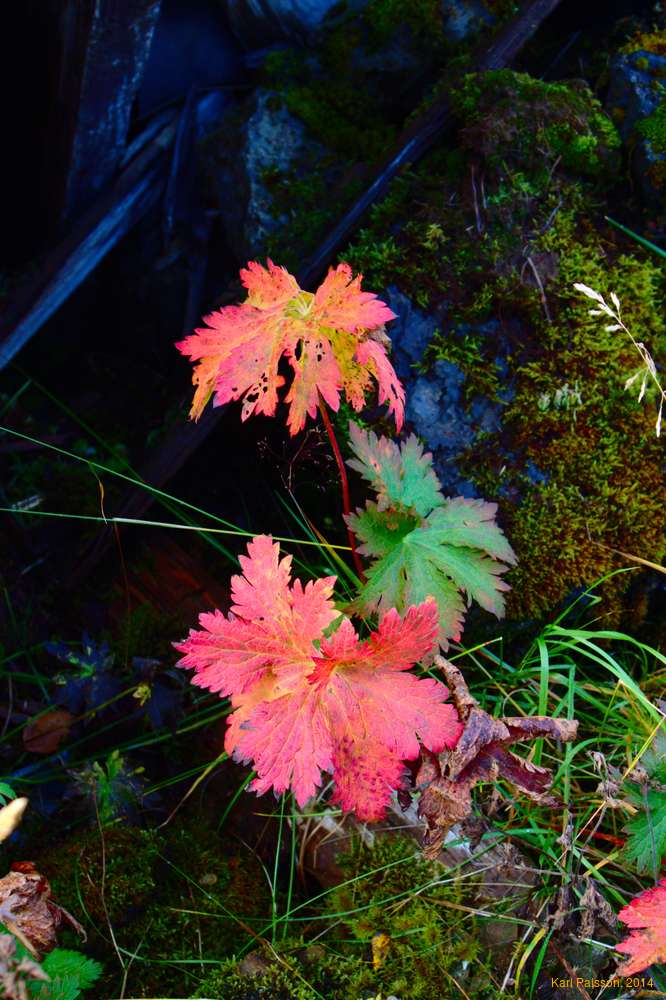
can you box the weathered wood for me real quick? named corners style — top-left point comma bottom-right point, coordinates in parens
top-left (69, 0), bottom-right (563, 577)
top-left (0, 113), bottom-right (178, 372)
top-left (55, 0), bottom-right (162, 223)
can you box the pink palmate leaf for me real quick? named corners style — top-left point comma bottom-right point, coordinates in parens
top-left (616, 878), bottom-right (666, 976)
top-left (176, 260), bottom-right (403, 434)
top-left (174, 535), bottom-right (461, 820)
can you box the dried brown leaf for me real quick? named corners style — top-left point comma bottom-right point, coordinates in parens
top-left (579, 880), bottom-right (617, 940)
top-left (0, 862), bottom-right (84, 959)
top-left (418, 656), bottom-right (578, 857)
top-left (23, 710), bottom-right (73, 755)
top-left (0, 933), bottom-right (49, 1000)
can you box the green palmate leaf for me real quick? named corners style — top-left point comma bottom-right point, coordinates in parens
top-left (349, 499), bottom-right (516, 647)
top-left (348, 503), bottom-right (420, 558)
top-left (623, 787), bottom-right (666, 876)
top-left (346, 423), bottom-right (516, 645)
top-left (622, 727), bottom-right (666, 875)
top-left (347, 422), bottom-right (443, 516)
top-left (0, 782), bottom-right (16, 805)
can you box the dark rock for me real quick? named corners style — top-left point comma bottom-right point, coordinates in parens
top-left (441, 0), bottom-right (494, 43)
top-left (203, 88), bottom-right (327, 260)
top-left (138, 0), bottom-right (246, 115)
top-left (385, 288), bottom-right (505, 497)
top-left (606, 49), bottom-right (666, 205)
top-left (224, 0), bottom-right (365, 47)
top-left (385, 286), bottom-right (439, 381)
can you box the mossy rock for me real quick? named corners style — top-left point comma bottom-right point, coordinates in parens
top-left (607, 40), bottom-right (666, 202)
top-left (196, 833), bottom-right (498, 1000)
top-left (452, 70), bottom-right (620, 177)
top-left (38, 816), bottom-right (271, 998)
top-left (343, 69), bottom-right (664, 621)
top-left (248, 0), bottom-right (507, 269)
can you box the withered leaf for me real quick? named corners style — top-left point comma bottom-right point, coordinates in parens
top-left (417, 657), bottom-right (578, 858)
top-left (0, 932), bottom-right (49, 1000)
top-left (23, 710), bottom-right (73, 755)
top-left (0, 863), bottom-right (84, 959)
top-left (578, 879), bottom-right (617, 940)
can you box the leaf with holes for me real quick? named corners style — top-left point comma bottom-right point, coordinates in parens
top-left (174, 535), bottom-right (462, 820)
top-left (176, 261), bottom-right (404, 434)
top-left (616, 878), bottom-right (666, 975)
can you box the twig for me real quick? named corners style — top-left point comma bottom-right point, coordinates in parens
top-left (585, 526), bottom-right (666, 576)
top-left (540, 195), bottom-right (563, 234)
top-left (549, 940), bottom-right (593, 1000)
top-left (93, 794), bottom-right (127, 999)
top-left (524, 253), bottom-right (552, 323)
top-left (471, 164), bottom-right (483, 234)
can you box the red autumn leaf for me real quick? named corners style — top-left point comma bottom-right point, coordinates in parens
top-left (616, 878), bottom-right (666, 976)
top-left (174, 535), bottom-right (462, 820)
top-left (176, 260), bottom-right (404, 434)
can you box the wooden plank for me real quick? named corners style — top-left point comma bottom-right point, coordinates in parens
top-left (0, 113), bottom-right (178, 372)
top-left (55, 0), bottom-right (163, 223)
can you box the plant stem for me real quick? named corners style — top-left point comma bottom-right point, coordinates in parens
top-left (317, 395), bottom-right (366, 582)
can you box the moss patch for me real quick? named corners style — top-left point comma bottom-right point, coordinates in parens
top-left (343, 69), bottom-right (664, 619)
top-left (637, 97), bottom-right (666, 153)
top-left (39, 817), bottom-right (271, 998)
top-left (196, 833), bottom-right (497, 1000)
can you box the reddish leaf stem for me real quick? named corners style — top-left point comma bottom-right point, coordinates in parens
top-left (317, 395), bottom-right (366, 583)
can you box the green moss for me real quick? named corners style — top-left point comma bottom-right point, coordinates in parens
top-left (285, 83), bottom-right (395, 164)
top-left (362, 0), bottom-right (444, 47)
top-left (620, 30), bottom-right (666, 58)
top-left (637, 97), bottom-right (666, 153)
top-left (451, 71), bottom-right (620, 178)
top-left (196, 834), bottom-right (498, 1000)
top-left (346, 73), bottom-right (620, 309)
top-left (39, 817), bottom-right (271, 998)
top-left (421, 327), bottom-right (503, 403)
top-left (343, 68), bottom-right (664, 620)
top-left (195, 943), bottom-right (359, 1000)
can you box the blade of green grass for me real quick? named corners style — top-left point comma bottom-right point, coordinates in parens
top-left (606, 215), bottom-right (666, 260)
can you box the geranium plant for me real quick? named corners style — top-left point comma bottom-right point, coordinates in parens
top-left (174, 259), bottom-right (573, 827)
